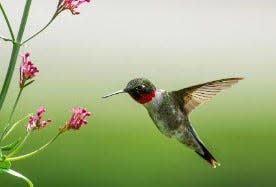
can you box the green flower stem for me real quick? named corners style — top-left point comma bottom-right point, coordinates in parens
top-left (8, 87), bottom-right (23, 123)
top-left (0, 35), bottom-right (13, 42)
top-left (0, 0), bottom-right (32, 112)
top-left (21, 2), bottom-right (64, 45)
top-left (3, 115), bottom-right (29, 141)
top-left (0, 44), bottom-right (20, 112)
top-left (7, 132), bottom-right (31, 158)
top-left (0, 2), bottom-right (15, 41)
top-left (3, 169), bottom-right (34, 187)
top-left (0, 88), bottom-right (24, 156)
top-left (7, 131), bottom-right (63, 161)
top-left (21, 12), bottom-right (60, 45)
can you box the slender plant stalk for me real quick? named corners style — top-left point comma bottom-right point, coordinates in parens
top-left (7, 132), bottom-right (30, 158)
top-left (0, 2), bottom-right (15, 41)
top-left (21, 5), bottom-right (64, 45)
top-left (0, 88), bottom-right (24, 156)
top-left (21, 2), bottom-right (65, 45)
top-left (2, 115), bottom-right (29, 141)
top-left (3, 169), bottom-right (34, 187)
top-left (21, 14), bottom-right (58, 45)
top-left (0, 44), bottom-right (20, 112)
top-left (0, 0), bottom-right (32, 111)
top-left (7, 132), bottom-right (62, 161)
top-left (8, 88), bottom-right (23, 123)
top-left (0, 35), bottom-right (13, 42)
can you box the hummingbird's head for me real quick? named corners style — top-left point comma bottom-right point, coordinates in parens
top-left (102, 78), bottom-right (156, 104)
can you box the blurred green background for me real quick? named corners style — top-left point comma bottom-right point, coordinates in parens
top-left (1, 0), bottom-right (276, 187)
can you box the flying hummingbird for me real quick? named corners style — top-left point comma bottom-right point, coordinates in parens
top-left (102, 77), bottom-right (243, 168)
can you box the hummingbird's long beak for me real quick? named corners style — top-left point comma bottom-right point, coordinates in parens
top-left (102, 90), bottom-right (125, 99)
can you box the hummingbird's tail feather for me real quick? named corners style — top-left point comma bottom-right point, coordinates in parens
top-left (195, 140), bottom-right (220, 168)
top-left (184, 123), bottom-right (220, 168)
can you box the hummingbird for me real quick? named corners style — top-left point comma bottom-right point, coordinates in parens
top-left (102, 77), bottom-right (243, 168)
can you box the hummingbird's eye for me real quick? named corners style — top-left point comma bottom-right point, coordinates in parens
top-left (136, 85), bottom-right (146, 91)
top-left (136, 85), bottom-right (145, 92)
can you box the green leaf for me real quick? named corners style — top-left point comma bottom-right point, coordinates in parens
top-left (1, 138), bottom-right (21, 152)
top-left (0, 160), bottom-right (11, 170)
top-left (2, 169), bottom-right (34, 187)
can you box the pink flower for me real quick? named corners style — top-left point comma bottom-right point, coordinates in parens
top-left (26, 106), bottom-right (51, 131)
top-left (20, 52), bottom-right (39, 88)
top-left (67, 107), bottom-right (91, 129)
top-left (59, 0), bottom-right (90, 15)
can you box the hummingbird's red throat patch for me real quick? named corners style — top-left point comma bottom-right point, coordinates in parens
top-left (132, 90), bottom-right (156, 104)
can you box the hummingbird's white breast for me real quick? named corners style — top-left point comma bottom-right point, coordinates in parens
top-left (146, 89), bottom-right (165, 108)
top-left (144, 89), bottom-right (187, 137)
top-left (144, 90), bottom-right (169, 136)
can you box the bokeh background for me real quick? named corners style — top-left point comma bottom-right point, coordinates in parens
top-left (0, 0), bottom-right (276, 187)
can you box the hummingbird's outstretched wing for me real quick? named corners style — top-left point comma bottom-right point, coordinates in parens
top-left (171, 77), bottom-right (243, 114)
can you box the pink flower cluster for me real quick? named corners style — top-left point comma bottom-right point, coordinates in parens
top-left (67, 107), bottom-right (91, 129)
top-left (26, 106), bottom-right (51, 131)
top-left (20, 51), bottom-right (91, 132)
top-left (59, 0), bottom-right (90, 15)
top-left (20, 52), bottom-right (39, 88)
top-left (27, 106), bottom-right (91, 132)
